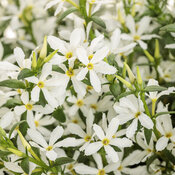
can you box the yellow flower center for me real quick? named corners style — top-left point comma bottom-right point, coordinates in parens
top-left (67, 164), bottom-right (73, 170)
top-left (117, 165), bottom-right (123, 171)
top-left (86, 85), bottom-right (93, 91)
top-left (88, 54), bottom-right (94, 60)
top-left (84, 135), bottom-right (91, 142)
top-left (25, 103), bottom-right (33, 110)
top-left (134, 35), bottom-right (140, 41)
top-left (98, 169), bottom-right (105, 175)
top-left (37, 81), bottom-right (45, 88)
top-left (146, 148), bottom-right (152, 153)
top-left (90, 104), bottom-right (97, 110)
top-left (66, 68), bottom-right (74, 77)
top-left (17, 89), bottom-right (22, 94)
top-left (164, 74), bottom-right (170, 78)
top-left (87, 63), bottom-right (94, 70)
top-left (72, 119), bottom-right (78, 124)
top-left (66, 52), bottom-right (73, 59)
top-left (102, 138), bottom-right (110, 146)
top-left (135, 112), bottom-right (141, 118)
top-left (76, 100), bottom-right (84, 107)
top-left (34, 120), bottom-right (39, 127)
top-left (165, 132), bottom-right (172, 138)
top-left (46, 145), bottom-right (53, 151)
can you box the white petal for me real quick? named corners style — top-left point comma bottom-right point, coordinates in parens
top-left (137, 40), bottom-right (147, 50)
top-left (40, 63), bottom-right (52, 81)
top-left (57, 138), bottom-right (83, 147)
top-left (68, 123), bottom-right (86, 138)
top-left (42, 88), bottom-right (58, 108)
top-left (93, 124), bottom-right (105, 140)
top-left (156, 136), bottom-right (169, 151)
top-left (14, 106), bottom-right (26, 115)
top-left (70, 28), bottom-right (82, 48)
top-left (85, 142), bottom-right (102, 155)
top-left (21, 91), bottom-right (29, 104)
top-left (91, 47), bottom-right (109, 63)
top-left (138, 113), bottom-right (153, 129)
top-left (72, 77), bottom-right (86, 97)
top-left (165, 43), bottom-right (175, 49)
top-left (27, 128), bottom-right (48, 148)
top-left (76, 47), bottom-right (89, 65)
top-left (45, 0), bottom-right (60, 9)
top-left (76, 67), bottom-right (88, 80)
top-left (93, 153), bottom-right (103, 169)
top-left (94, 61), bottom-right (116, 74)
top-left (121, 33), bottom-right (134, 41)
top-left (111, 28), bottom-right (121, 51)
top-left (46, 150), bottom-right (57, 161)
top-left (90, 34), bottom-right (104, 51)
top-left (90, 70), bottom-right (101, 93)
top-left (4, 162), bottom-right (23, 173)
top-left (126, 119), bottom-right (138, 138)
top-left (0, 111), bottom-right (14, 129)
top-left (126, 15), bottom-right (135, 34)
top-left (137, 16), bottom-right (150, 35)
top-left (49, 126), bottom-right (64, 145)
top-left (110, 138), bottom-right (133, 148)
top-left (106, 117), bottom-right (119, 139)
top-left (31, 86), bottom-right (40, 102)
top-left (26, 76), bottom-right (39, 84)
top-left (104, 145), bottom-right (119, 162)
top-left (74, 163), bottom-right (98, 174)
top-left (14, 47), bottom-right (25, 68)
top-left (68, 105), bottom-right (79, 116)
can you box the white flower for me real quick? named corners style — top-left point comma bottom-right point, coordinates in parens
top-left (68, 110), bottom-right (94, 151)
top-left (146, 79), bottom-right (175, 101)
top-left (121, 15), bottom-right (158, 49)
top-left (74, 153), bottom-right (116, 175)
top-left (28, 126), bottom-right (80, 161)
top-left (76, 46), bottom-right (116, 92)
top-left (85, 117), bottom-right (132, 162)
top-left (26, 63), bottom-right (59, 108)
top-left (114, 94), bottom-right (154, 138)
top-left (156, 115), bottom-right (175, 151)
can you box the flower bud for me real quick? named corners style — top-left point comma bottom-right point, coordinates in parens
top-left (32, 51), bottom-right (37, 69)
top-left (44, 49), bottom-right (59, 63)
top-left (124, 63), bottom-right (135, 84)
top-left (39, 36), bottom-right (47, 59)
top-left (154, 39), bottom-right (160, 59)
top-left (136, 66), bottom-right (142, 86)
top-left (115, 75), bottom-right (134, 90)
top-left (8, 148), bottom-right (25, 157)
top-left (143, 50), bottom-right (154, 63)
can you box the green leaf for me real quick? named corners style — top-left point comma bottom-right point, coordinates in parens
top-left (109, 83), bottom-right (121, 98)
top-left (91, 16), bottom-right (106, 29)
top-left (52, 106), bottom-right (66, 123)
top-left (4, 98), bottom-right (22, 108)
top-left (39, 90), bottom-right (48, 107)
top-left (160, 24), bottom-right (175, 32)
top-left (57, 7), bottom-right (78, 23)
top-left (155, 111), bottom-right (175, 117)
top-left (17, 68), bottom-right (35, 80)
top-left (52, 65), bottom-right (65, 74)
top-left (107, 53), bottom-right (119, 69)
top-left (144, 128), bottom-right (152, 145)
top-left (0, 79), bottom-right (26, 89)
top-left (79, 0), bottom-right (88, 21)
top-left (9, 120), bottom-right (26, 139)
top-left (53, 157), bottom-right (74, 166)
top-left (162, 149), bottom-right (175, 165)
top-left (0, 150), bottom-right (11, 157)
top-left (144, 85), bottom-right (167, 92)
top-left (21, 158), bottom-right (29, 174)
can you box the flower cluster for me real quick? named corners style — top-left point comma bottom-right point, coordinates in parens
top-left (0, 0), bottom-right (175, 175)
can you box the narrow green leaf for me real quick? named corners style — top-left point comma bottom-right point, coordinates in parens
top-left (17, 68), bottom-right (35, 80)
top-left (4, 99), bottom-right (22, 108)
top-left (0, 79), bottom-right (26, 89)
top-left (57, 7), bottom-right (78, 23)
top-left (53, 157), bottom-right (74, 166)
top-left (52, 107), bottom-right (66, 123)
top-left (144, 85), bottom-right (167, 92)
top-left (79, 0), bottom-right (88, 20)
top-left (155, 111), bottom-right (175, 117)
top-left (21, 157), bottom-right (29, 174)
top-left (91, 16), bottom-right (106, 29)
top-left (144, 128), bottom-right (152, 145)
top-left (160, 24), bottom-right (175, 32)
top-left (52, 65), bottom-right (65, 74)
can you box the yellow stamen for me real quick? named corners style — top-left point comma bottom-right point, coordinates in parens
top-left (66, 68), bottom-right (74, 77)
top-left (135, 112), bottom-right (141, 118)
top-left (37, 81), bottom-right (44, 88)
top-left (90, 104), bottom-right (97, 110)
top-left (76, 100), bottom-right (84, 107)
top-left (84, 135), bottom-right (91, 142)
top-left (98, 169), bottom-right (105, 175)
top-left (25, 103), bottom-right (33, 110)
top-left (165, 132), bottom-right (172, 138)
top-left (34, 121), bottom-right (39, 127)
top-left (66, 52), bottom-right (73, 59)
top-left (87, 63), bottom-right (94, 70)
top-left (46, 145), bottom-right (53, 151)
top-left (102, 138), bottom-right (110, 146)
top-left (134, 35), bottom-right (140, 41)
top-left (88, 54), bottom-right (94, 60)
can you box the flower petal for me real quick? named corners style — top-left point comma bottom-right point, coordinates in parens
top-left (85, 142), bottom-right (102, 155)
top-left (156, 136), bottom-right (169, 151)
top-left (90, 70), bottom-right (101, 93)
top-left (104, 145), bottom-right (119, 162)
